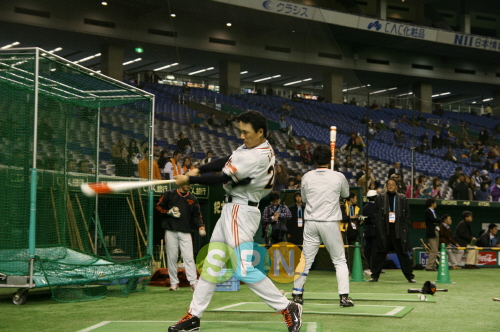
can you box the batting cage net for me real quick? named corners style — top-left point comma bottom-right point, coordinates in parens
top-left (0, 48), bottom-right (155, 303)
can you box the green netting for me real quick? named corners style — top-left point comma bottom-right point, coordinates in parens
top-left (0, 48), bottom-right (155, 303)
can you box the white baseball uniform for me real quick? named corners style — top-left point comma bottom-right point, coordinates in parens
top-left (293, 167), bottom-right (351, 295)
top-left (189, 140), bottom-right (290, 318)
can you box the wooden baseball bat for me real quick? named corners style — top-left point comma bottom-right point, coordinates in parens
top-left (137, 189), bottom-right (148, 233)
top-left (493, 297), bottom-right (500, 301)
top-left (330, 126), bottom-right (336, 170)
top-left (126, 197), bottom-right (147, 247)
top-left (81, 179), bottom-right (176, 197)
top-left (75, 194), bottom-right (95, 253)
top-left (420, 238), bottom-right (440, 265)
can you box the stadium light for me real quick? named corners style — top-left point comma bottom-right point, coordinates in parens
top-left (75, 53), bottom-right (101, 64)
top-left (188, 67), bottom-right (215, 76)
top-left (254, 75), bottom-right (280, 82)
top-left (154, 62), bottom-right (179, 71)
top-left (344, 85), bottom-right (370, 91)
top-left (370, 89), bottom-right (387, 94)
top-left (432, 92), bottom-right (451, 98)
top-left (48, 47), bottom-right (63, 53)
top-left (1, 41), bottom-right (20, 49)
top-left (284, 78), bottom-right (312, 86)
top-left (123, 58), bottom-right (142, 65)
top-left (254, 76), bottom-right (272, 82)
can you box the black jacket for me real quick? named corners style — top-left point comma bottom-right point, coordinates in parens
top-left (479, 130), bottom-right (489, 144)
top-left (115, 158), bottom-right (136, 177)
top-left (355, 171), bottom-right (365, 182)
top-left (373, 192), bottom-right (411, 252)
top-left (424, 208), bottom-right (441, 238)
top-left (288, 203), bottom-right (305, 245)
top-left (432, 135), bottom-right (442, 149)
top-left (177, 138), bottom-right (192, 150)
top-left (156, 189), bottom-right (203, 233)
top-left (476, 230), bottom-right (498, 247)
top-left (362, 201), bottom-right (376, 238)
top-left (448, 173), bottom-right (460, 188)
top-left (453, 182), bottom-right (469, 200)
top-left (453, 220), bottom-right (473, 247)
top-left (340, 203), bottom-right (359, 241)
top-left (388, 167), bottom-right (404, 180)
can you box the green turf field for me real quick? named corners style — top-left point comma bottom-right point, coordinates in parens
top-left (1, 269), bottom-right (499, 332)
top-left (208, 302), bottom-right (413, 317)
top-left (78, 321), bottom-right (322, 332)
top-left (285, 291), bottom-right (436, 302)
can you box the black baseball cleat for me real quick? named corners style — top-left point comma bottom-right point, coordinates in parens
top-left (339, 294), bottom-right (354, 307)
top-left (281, 302), bottom-right (302, 332)
top-left (369, 278), bottom-right (378, 282)
top-left (292, 293), bottom-right (304, 305)
top-left (168, 313), bottom-right (200, 332)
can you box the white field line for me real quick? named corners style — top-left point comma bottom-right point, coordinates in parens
top-left (77, 320), bottom-right (318, 331)
top-left (385, 306), bottom-right (406, 316)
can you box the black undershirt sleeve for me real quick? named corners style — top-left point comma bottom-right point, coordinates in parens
top-left (198, 155), bottom-right (230, 174)
top-left (189, 174), bottom-right (232, 185)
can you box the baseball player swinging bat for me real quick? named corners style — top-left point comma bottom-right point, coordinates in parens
top-left (81, 179), bottom-right (176, 197)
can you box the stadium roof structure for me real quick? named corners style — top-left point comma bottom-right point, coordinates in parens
top-left (0, 47), bottom-right (154, 109)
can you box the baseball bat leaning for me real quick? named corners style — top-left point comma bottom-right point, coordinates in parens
top-left (330, 126), bottom-right (337, 170)
top-left (81, 179), bottom-right (176, 197)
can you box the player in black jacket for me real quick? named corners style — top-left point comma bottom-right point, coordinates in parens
top-left (156, 184), bottom-right (205, 291)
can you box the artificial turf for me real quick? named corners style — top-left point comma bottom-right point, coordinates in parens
top-left (1, 268), bottom-right (499, 332)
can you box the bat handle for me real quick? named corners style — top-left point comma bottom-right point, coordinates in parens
top-left (407, 289), bottom-right (422, 293)
top-left (436, 289), bottom-right (448, 292)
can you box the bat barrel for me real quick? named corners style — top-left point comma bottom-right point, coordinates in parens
top-left (81, 180), bottom-right (176, 197)
top-left (330, 126), bottom-right (337, 169)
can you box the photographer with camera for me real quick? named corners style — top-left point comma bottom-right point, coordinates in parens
top-left (262, 191), bottom-right (292, 246)
top-left (340, 192), bottom-right (371, 275)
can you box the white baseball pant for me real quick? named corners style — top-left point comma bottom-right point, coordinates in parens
top-left (189, 202), bottom-right (289, 318)
top-left (165, 230), bottom-right (198, 286)
top-left (293, 221), bottom-right (349, 295)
